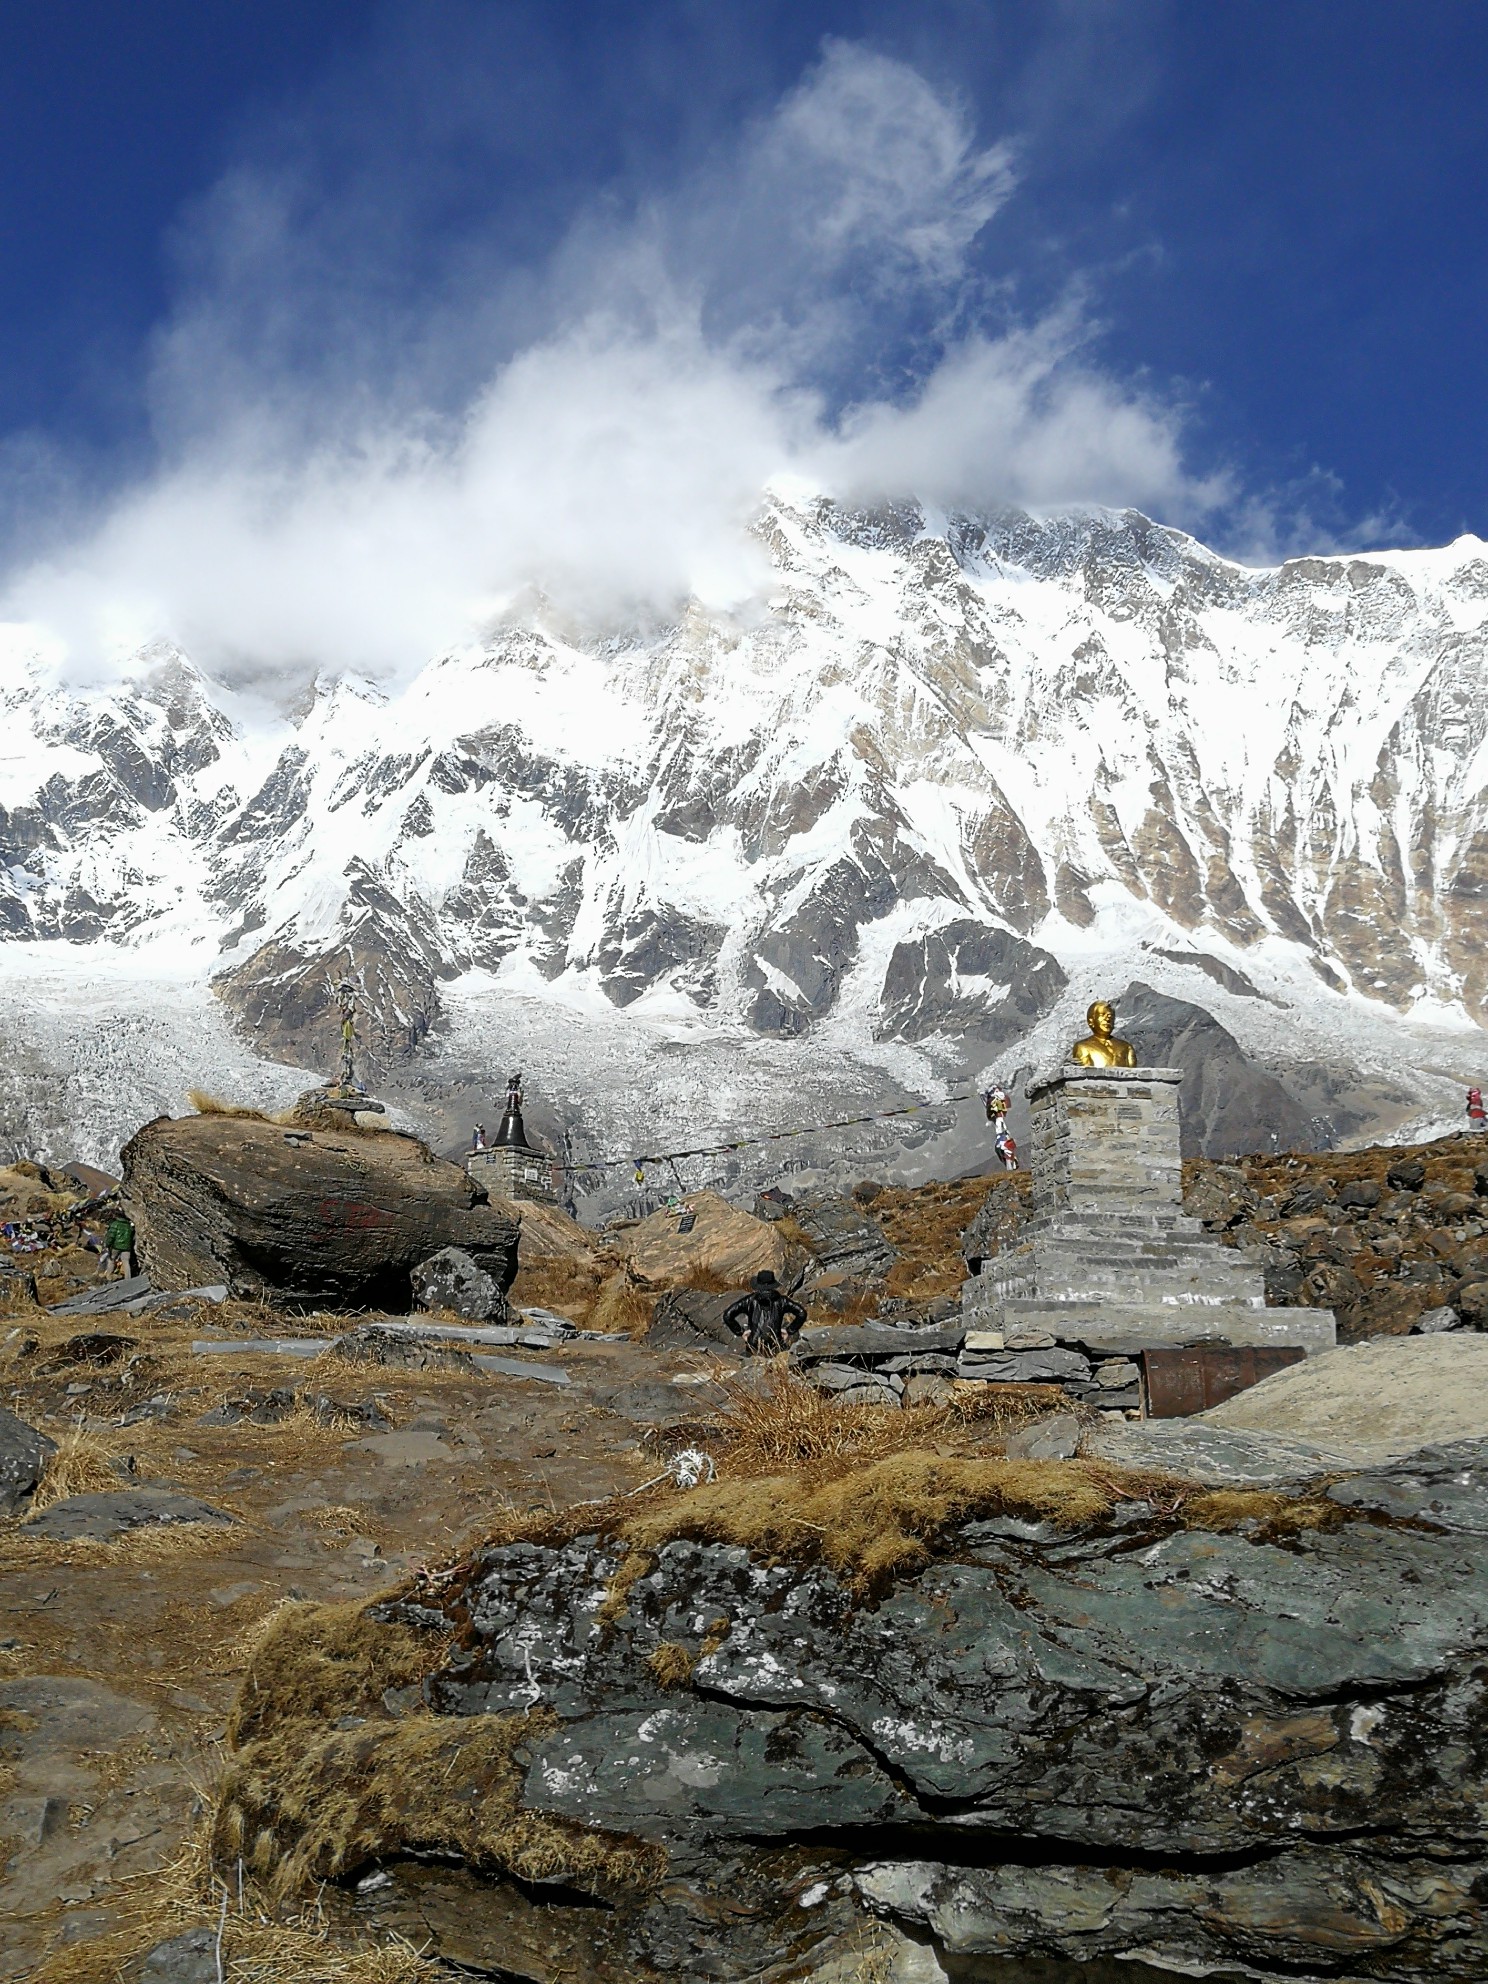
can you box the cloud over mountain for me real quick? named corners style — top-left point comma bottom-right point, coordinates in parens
top-left (0, 40), bottom-right (1219, 685)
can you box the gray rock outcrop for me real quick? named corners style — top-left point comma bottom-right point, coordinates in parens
top-left (0, 1406), bottom-right (56, 1515)
top-left (410, 1245), bottom-right (512, 1323)
top-left (1119, 979), bottom-right (1316, 1157)
top-left (362, 1437), bottom-right (1488, 1982)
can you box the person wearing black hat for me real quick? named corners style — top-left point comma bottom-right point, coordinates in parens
top-left (724, 1269), bottom-right (807, 1357)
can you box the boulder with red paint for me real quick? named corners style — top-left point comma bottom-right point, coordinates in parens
top-left (119, 1113), bottom-right (517, 1311)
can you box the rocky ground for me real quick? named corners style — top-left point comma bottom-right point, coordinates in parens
top-left (0, 1125), bottom-right (1486, 1982)
top-left (1182, 1130), bottom-right (1488, 1340)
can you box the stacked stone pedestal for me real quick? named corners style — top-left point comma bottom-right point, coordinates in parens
top-left (965, 1066), bottom-right (1334, 1356)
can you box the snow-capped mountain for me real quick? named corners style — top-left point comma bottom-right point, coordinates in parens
top-left (3, 494), bottom-right (1486, 1189)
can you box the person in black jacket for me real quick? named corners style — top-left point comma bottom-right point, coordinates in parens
top-left (724, 1269), bottom-right (807, 1356)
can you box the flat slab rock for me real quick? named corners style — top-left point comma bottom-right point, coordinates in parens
top-left (48, 1273), bottom-right (154, 1316)
top-left (24, 1485), bottom-right (234, 1541)
top-left (1082, 1419), bottom-right (1358, 1487)
top-left (380, 1436), bottom-right (1488, 1984)
top-left (791, 1324), bottom-right (964, 1366)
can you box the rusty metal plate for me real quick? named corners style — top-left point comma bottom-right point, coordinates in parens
top-left (1141, 1345), bottom-right (1307, 1418)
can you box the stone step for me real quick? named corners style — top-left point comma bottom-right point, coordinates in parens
top-left (967, 1296), bottom-right (1335, 1356)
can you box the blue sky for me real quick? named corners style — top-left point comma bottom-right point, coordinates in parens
top-left (2, 2), bottom-right (1485, 673)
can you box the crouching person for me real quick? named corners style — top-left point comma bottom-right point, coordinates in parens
top-left (724, 1269), bottom-right (807, 1357)
top-left (97, 1211), bottom-right (137, 1280)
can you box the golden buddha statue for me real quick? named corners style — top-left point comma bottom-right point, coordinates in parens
top-left (1069, 999), bottom-right (1137, 1068)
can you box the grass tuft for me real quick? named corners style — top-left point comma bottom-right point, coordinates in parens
top-left (186, 1090), bottom-right (270, 1120)
top-left (707, 1364), bottom-right (1066, 1478)
top-left (28, 1422), bottom-right (121, 1511)
top-left (618, 1450), bottom-right (1117, 1594)
top-left (587, 1269), bottom-right (655, 1338)
top-left (647, 1641), bottom-right (697, 1688)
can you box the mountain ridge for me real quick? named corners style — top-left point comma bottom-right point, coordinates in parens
top-left (2, 492), bottom-right (1485, 1189)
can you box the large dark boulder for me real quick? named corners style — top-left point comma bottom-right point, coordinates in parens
top-left (120, 1114), bottom-right (518, 1310)
top-left (0, 1406), bottom-right (55, 1515)
top-left (354, 1438), bottom-right (1488, 1981)
top-left (790, 1190), bottom-right (897, 1284)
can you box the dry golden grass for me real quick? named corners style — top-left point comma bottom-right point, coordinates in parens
top-left (227, 1597), bottom-right (442, 1748)
top-left (703, 1364), bottom-right (1066, 1479)
top-left (619, 1451), bottom-right (1117, 1594)
top-left (211, 1597), bottom-right (661, 1909)
top-left (1177, 1487), bottom-right (1346, 1539)
top-left (647, 1619), bottom-right (728, 1687)
top-left (186, 1089), bottom-right (271, 1120)
top-left (587, 1267), bottom-right (655, 1337)
top-left (26, 1814), bottom-right (438, 1984)
top-left (869, 1171), bottom-right (1022, 1301)
top-left (0, 1514), bottom-right (245, 1576)
top-left (646, 1640), bottom-right (696, 1688)
top-left (28, 1422), bottom-right (122, 1510)
top-left (508, 1250), bottom-right (603, 1320)
top-left (219, 1706), bottom-right (658, 1900)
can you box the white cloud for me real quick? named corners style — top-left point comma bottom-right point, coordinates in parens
top-left (0, 41), bottom-right (1221, 684)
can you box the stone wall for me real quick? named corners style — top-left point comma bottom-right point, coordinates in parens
top-left (1026, 1065), bottom-right (1184, 1216)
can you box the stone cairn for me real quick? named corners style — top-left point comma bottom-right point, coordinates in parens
top-left (790, 1044), bottom-right (1333, 1415)
top-left (292, 978), bottom-right (387, 1123)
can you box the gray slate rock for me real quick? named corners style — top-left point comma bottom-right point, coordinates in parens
top-left (0, 1405), bottom-right (55, 1515)
top-left (24, 1485), bottom-right (233, 1540)
top-left (411, 1245), bottom-right (511, 1324)
top-left (962, 1184), bottom-right (1027, 1274)
top-left (358, 1441), bottom-right (1488, 1982)
top-left (49, 1273), bottom-right (153, 1317)
top-left (125, 1928), bottom-right (218, 1984)
top-left (957, 1346), bottom-right (1091, 1383)
top-left (1326, 1439), bottom-right (1488, 1532)
top-left (647, 1288), bottom-right (746, 1352)
top-left (1413, 1304), bottom-right (1460, 1333)
top-left (1083, 1418), bottom-right (1355, 1486)
top-left (792, 1324), bottom-right (963, 1367)
top-left (332, 1324), bottom-right (479, 1373)
top-left (790, 1192), bottom-right (898, 1283)
top-left (1004, 1411), bottom-right (1081, 1460)
top-left (832, 1381), bottom-right (901, 1408)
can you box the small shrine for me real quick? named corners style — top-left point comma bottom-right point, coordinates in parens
top-left (965, 1000), bottom-right (1335, 1355)
top-left (467, 1073), bottom-right (560, 1205)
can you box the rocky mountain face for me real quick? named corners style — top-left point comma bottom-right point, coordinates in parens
top-left (2, 498), bottom-right (1486, 1168)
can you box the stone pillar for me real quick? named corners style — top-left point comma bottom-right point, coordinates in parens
top-left (1026, 1066), bottom-right (1184, 1220)
top-left (964, 1061), bottom-right (1336, 1356)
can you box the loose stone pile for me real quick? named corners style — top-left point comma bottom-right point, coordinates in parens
top-left (790, 1320), bottom-right (1143, 1412)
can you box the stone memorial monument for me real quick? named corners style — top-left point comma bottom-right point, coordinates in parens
top-left (964, 1001), bottom-right (1335, 1356)
top-left (467, 1073), bottom-right (560, 1206)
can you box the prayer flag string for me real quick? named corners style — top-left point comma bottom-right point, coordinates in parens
top-left (562, 1089), bottom-right (989, 1183)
